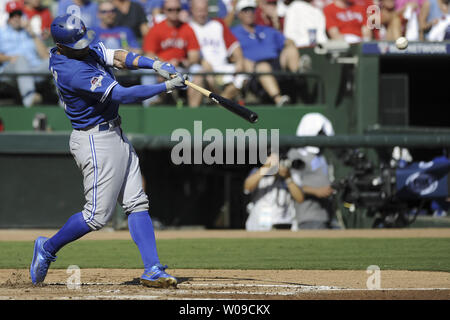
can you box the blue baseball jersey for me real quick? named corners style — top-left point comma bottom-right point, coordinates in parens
top-left (49, 42), bottom-right (119, 129)
top-left (231, 24), bottom-right (285, 62)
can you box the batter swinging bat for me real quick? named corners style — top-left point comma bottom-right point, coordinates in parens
top-left (184, 80), bottom-right (259, 124)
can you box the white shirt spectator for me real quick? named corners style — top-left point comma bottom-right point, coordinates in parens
top-left (283, 0), bottom-right (328, 47)
top-left (427, 14), bottom-right (450, 41)
top-left (190, 18), bottom-right (246, 89)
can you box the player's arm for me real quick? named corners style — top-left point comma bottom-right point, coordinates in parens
top-left (110, 73), bottom-right (188, 104)
top-left (108, 49), bottom-right (178, 80)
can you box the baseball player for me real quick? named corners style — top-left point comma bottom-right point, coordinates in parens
top-left (29, 14), bottom-right (187, 288)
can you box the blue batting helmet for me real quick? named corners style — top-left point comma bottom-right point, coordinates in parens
top-left (50, 14), bottom-right (96, 50)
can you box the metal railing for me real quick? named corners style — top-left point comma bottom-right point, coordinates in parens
top-left (0, 70), bottom-right (325, 104)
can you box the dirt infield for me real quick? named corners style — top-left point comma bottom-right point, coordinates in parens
top-left (1, 228), bottom-right (449, 300)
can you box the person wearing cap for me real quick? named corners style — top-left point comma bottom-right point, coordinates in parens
top-left (231, 0), bottom-right (300, 107)
top-left (0, 0), bottom-right (49, 107)
top-left (287, 112), bottom-right (339, 229)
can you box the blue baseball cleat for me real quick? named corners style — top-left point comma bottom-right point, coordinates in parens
top-left (30, 237), bottom-right (57, 284)
top-left (140, 264), bottom-right (177, 288)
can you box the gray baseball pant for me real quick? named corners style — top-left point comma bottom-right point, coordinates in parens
top-left (69, 121), bottom-right (149, 230)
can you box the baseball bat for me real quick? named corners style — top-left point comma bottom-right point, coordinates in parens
top-left (184, 80), bottom-right (259, 124)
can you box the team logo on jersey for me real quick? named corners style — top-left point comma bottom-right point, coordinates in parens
top-left (90, 75), bottom-right (104, 92)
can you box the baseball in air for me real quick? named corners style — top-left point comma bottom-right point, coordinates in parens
top-left (395, 37), bottom-right (408, 50)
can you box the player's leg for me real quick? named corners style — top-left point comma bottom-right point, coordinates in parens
top-left (252, 60), bottom-right (289, 106)
top-left (117, 134), bottom-right (177, 288)
top-left (280, 44), bottom-right (300, 73)
top-left (78, 129), bottom-right (130, 231)
top-left (30, 128), bottom-right (128, 284)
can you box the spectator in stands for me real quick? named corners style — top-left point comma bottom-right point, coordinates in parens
top-left (23, 0), bottom-right (53, 40)
top-left (217, 0), bottom-right (238, 26)
top-left (288, 112), bottom-right (338, 229)
top-left (283, 0), bottom-right (328, 47)
top-left (143, 0), bottom-right (203, 107)
top-left (380, 0), bottom-right (402, 40)
top-left (140, 0), bottom-right (165, 25)
top-left (0, 0), bottom-right (48, 107)
top-left (189, 0), bottom-right (246, 101)
top-left (395, 0), bottom-right (425, 40)
top-left (323, 0), bottom-right (373, 43)
top-left (93, 0), bottom-right (141, 53)
top-left (255, 0), bottom-right (284, 31)
top-left (57, 0), bottom-right (98, 28)
top-left (244, 153), bottom-right (305, 231)
top-left (113, 0), bottom-right (149, 39)
top-left (144, 0), bottom-right (191, 24)
top-left (231, 0), bottom-right (300, 107)
top-left (425, 0), bottom-right (450, 40)
top-left (419, 0), bottom-right (448, 40)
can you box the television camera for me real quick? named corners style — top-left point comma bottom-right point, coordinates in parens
top-left (333, 149), bottom-right (450, 228)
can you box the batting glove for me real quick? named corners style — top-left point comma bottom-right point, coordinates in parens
top-left (165, 73), bottom-right (188, 91)
top-left (153, 60), bottom-right (177, 80)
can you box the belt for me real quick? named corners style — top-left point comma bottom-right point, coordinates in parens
top-left (78, 116), bottom-right (121, 132)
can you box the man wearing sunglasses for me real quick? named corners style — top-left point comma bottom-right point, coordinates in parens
top-left (93, 0), bottom-right (141, 53)
top-left (143, 0), bottom-right (203, 107)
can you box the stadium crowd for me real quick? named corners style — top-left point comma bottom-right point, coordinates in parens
top-left (0, 0), bottom-right (449, 107)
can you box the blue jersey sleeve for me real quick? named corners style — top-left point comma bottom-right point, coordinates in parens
top-left (69, 66), bottom-right (118, 104)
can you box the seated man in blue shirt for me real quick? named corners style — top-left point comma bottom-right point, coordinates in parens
top-left (92, 0), bottom-right (141, 53)
top-left (231, 0), bottom-right (300, 107)
top-left (0, 1), bottom-right (49, 107)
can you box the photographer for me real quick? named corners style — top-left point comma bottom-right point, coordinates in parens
top-left (288, 113), bottom-right (337, 230)
top-left (243, 153), bottom-right (305, 231)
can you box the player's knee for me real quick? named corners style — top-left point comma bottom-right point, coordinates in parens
top-left (83, 208), bottom-right (115, 231)
top-left (122, 193), bottom-right (149, 215)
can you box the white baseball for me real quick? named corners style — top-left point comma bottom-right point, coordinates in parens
top-left (395, 37), bottom-right (408, 50)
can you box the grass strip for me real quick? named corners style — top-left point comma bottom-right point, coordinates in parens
top-left (0, 238), bottom-right (448, 271)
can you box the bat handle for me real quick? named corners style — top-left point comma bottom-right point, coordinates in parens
top-left (184, 80), bottom-right (212, 97)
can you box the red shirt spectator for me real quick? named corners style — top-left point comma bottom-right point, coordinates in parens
top-left (143, 19), bottom-right (200, 65)
top-left (255, 0), bottom-right (284, 31)
top-left (23, 0), bottom-right (53, 39)
top-left (323, 0), bottom-right (371, 42)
